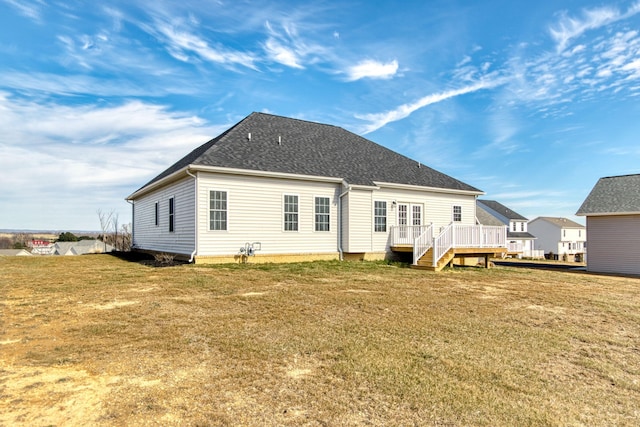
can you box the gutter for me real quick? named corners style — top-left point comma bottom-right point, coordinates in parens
top-left (186, 168), bottom-right (198, 263)
top-left (338, 184), bottom-right (351, 261)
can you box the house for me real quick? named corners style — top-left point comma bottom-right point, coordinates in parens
top-left (126, 112), bottom-right (506, 270)
top-left (0, 249), bottom-right (33, 256)
top-left (576, 174), bottom-right (640, 275)
top-left (476, 200), bottom-right (541, 259)
top-left (53, 240), bottom-right (113, 256)
top-left (528, 216), bottom-right (586, 261)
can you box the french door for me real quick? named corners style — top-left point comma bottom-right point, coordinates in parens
top-left (398, 204), bottom-right (422, 239)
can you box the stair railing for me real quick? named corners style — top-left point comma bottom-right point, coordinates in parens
top-left (412, 224), bottom-right (433, 265)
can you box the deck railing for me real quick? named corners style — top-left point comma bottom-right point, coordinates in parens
top-left (412, 224), bottom-right (433, 265)
top-left (392, 224), bottom-right (507, 265)
top-left (391, 225), bottom-right (432, 246)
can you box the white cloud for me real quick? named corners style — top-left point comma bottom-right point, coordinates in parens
top-left (153, 22), bottom-right (258, 70)
top-left (355, 78), bottom-right (506, 134)
top-left (262, 20), bottom-right (327, 69)
top-left (345, 59), bottom-right (398, 81)
top-left (1, 0), bottom-right (42, 22)
top-left (0, 93), bottom-right (228, 229)
top-left (549, 2), bottom-right (640, 52)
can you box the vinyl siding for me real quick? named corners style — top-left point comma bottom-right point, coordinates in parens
top-left (132, 177), bottom-right (195, 255)
top-left (586, 215), bottom-right (640, 275)
top-left (342, 189), bottom-right (374, 252)
top-left (197, 172), bottom-right (340, 256)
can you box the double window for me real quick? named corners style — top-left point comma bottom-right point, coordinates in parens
top-left (315, 197), bottom-right (330, 232)
top-left (284, 195), bottom-right (299, 231)
top-left (374, 201), bottom-right (387, 232)
top-left (209, 191), bottom-right (228, 231)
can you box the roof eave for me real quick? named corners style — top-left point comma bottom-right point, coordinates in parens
top-left (577, 211), bottom-right (640, 217)
top-left (126, 166), bottom-right (190, 200)
top-left (374, 181), bottom-right (484, 196)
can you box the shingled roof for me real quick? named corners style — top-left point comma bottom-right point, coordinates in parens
top-left (576, 174), bottom-right (640, 216)
top-left (136, 112), bottom-right (481, 193)
top-left (477, 199), bottom-right (528, 221)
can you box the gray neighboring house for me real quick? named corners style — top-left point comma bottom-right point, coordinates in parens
top-left (476, 200), bottom-right (540, 258)
top-left (576, 174), bottom-right (640, 275)
top-left (528, 217), bottom-right (586, 261)
top-left (0, 249), bottom-right (33, 256)
top-left (127, 112), bottom-right (507, 268)
top-left (53, 240), bottom-right (113, 256)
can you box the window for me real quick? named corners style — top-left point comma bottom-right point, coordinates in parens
top-left (315, 197), bottom-right (330, 232)
top-left (209, 191), bottom-right (227, 231)
top-left (453, 205), bottom-right (462, 222)
top-left (168, 197), bottom-right (175, 232)
top-left (512, 222), bottom-right (516, 232)
top-left (284, 195), bottom-right (298, 231)
top-left (412, 205), bottom-right (422, 226)
top-left (520, 222), bottom-right (524, 232)
top-left (374, 201), bottom-right (387, 232)
top-left (154, 202), bottom-right (159, 227)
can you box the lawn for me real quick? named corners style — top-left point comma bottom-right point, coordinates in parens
top-left (1, 255), bottom-right (639, 426)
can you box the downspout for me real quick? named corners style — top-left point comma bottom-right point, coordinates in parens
top-left (338, 184), bottom-right (351, 261)
top-left (186, 169), bottom-right (198, 263)
top-left (126, 199), bottom-right (134, 249)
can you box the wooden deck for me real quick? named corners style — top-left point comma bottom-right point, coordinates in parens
top-left (390, 224), bottom-right (508, 272)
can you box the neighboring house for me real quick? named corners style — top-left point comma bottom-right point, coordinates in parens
top-left (0, 249), bottom-right (33, 256)
top-left (576, 174), bottom-right (640, 275)
top-left (126, 112), bottom-right (506, 269)
top-left (53, 240), bottom-right (113, 256)
top-left (476, 200), bottom-right (541, 259)
top-left (528, 217), bottom-right (586, 261)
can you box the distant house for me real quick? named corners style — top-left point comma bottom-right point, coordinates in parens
top-left (53, 240), bottom-right (113, 256)
top-left (476, 200), bottom-right (541, 258)
top-left (528, 217), bottom-right (586, 261)
top-left (126, 112), bottom-right (507, 269)
top-left (576, 174), bottom-right (640, 275)
top-left (0, 249), bottom-right (33, 256)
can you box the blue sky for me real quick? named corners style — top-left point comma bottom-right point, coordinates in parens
top-left (2, 0), bottom-right (640, 231)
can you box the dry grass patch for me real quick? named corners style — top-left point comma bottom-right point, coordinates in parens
top-left (1, 255), bottom-right (639, 426)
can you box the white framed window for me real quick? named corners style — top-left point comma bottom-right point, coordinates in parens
top-left (314, 196), bottom-right (330, 232)
top-left (154, 202), bottom-right (159, 227)
top-left (168, 197), bottom-right (175, 232)
top-left (453, 205), bottom-right (462, 222)
top-left (209, 190), bottom-right (227, 231)
top-left (284, 194), bottom-right (299, 231)
top-left (412, 205), bottom-right (422, 226)
top-left (520, 222), bottom-right (524, 232)
top-left (374, 201), bottom-right (387, 232)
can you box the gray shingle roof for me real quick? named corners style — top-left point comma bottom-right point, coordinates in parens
top-left (477, 199), bottom-right (528, 220)
top-left (576, 174), bottom-right (640, 215)
top-left (476, 204), bottom-right (505, 226)
top-left (530, 216), bottom-right (585, 229)
top-left (136, 112), bottom-right (481, 193)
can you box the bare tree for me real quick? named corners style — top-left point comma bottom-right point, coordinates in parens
top-left (112, 213), bottom-right (119, 251)
top-left (97, 209), bottom-right (114, 252)
top-left (120, 223), bottom-right (132, 251)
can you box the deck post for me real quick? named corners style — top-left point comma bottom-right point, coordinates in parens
top-left (484, 254), bottom-right (490, 268)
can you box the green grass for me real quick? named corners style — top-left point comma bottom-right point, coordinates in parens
top-left (1, 255), bottom-right (640, 426)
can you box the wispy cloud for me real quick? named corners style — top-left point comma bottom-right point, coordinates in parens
top-left (1, 0), bottom-right (43, 23)
top-left (549, 2), bottom-right (640, 52)
top-left (151, 21), bottom-right (259, 70)
top-left (345, 59), bottom-right (398, 81)
top-left (355, 78), bottom-right (506, 134)
top-left (262, 20), bottom-right (327, 69)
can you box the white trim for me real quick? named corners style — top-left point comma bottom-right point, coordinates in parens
top-left (192, 165), bottom-right (345, 184)
top-left (283, 193), bottom-right (300, 232)
top-left (208, 189), bottom-right (229, 232)
top-left (577, 211), bottom-right (640, 217)
top-left (373, 200), bottom-right (388, 233)
top-left (313, 195), bottom-right (331, 233)
top-left (374, 181), bottom-right (484, 196)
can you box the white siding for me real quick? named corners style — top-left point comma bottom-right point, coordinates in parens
top-left (133, 177), bottom-right (196, 255)
top-left (529, 219), bottom-right (586, 256)
top-left (586, 215), bottom-right (640, 275)
top-left (345, 186), bottom-right (477, 253)
top-left (342, 189), bottom-right (374, 252)
top-left (197, 173), bottom-right (340, 256)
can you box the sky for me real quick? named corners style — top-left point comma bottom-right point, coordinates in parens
top-left (2, 0), bottom-right (640, 231)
